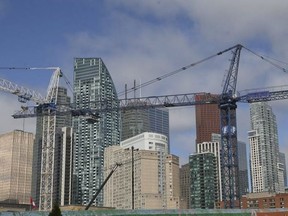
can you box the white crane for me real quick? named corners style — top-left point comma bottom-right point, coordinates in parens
top-left (0, 67), bottom-right (63, 211)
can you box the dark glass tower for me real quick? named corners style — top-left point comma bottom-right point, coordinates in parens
top-left (237, 141), bottom-right (249, 196)
top-left (121, 108), bottom-right (170, 152)
top-left (72, 58), bottom-right (120, 206)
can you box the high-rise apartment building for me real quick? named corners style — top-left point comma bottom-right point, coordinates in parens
top-left (72, 58), bottom-right (120, 206)
top-left (121, 107), bottom-right (170, 152)
top-left (195, 94), bottom-right (220, 144)
top-left (248, 102), bottom-right (284, 193)
top-left (197, 141), bottom-right (222, 202)
top-left (0, 130), bottom-right (34, 204)
top-left (189, 152), bottom-right (218, 209)
top-left (279, 152), bottom-right (287, 187)
top-left (31, 86), bottom-right (71, 207)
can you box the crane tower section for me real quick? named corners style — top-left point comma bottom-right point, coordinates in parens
top-left (219, 45), bottom-right (242, 208)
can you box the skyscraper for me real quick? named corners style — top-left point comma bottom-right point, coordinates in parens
top-left (72, 58), bottom-right (120, 206)
top-left (121, 107), bottom-right (170, 152)
top-left (237, 141), bottom-right (249, 196)
top-left (195, 94), bottom-right (220, 144)
top-left (248, 102), bottom-right (284, 193)
top-left (0, 130), bottom-right (34, 204)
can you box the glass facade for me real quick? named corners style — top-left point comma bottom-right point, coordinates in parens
top-left (121, 108), bottom-right (170, 152)
top-left (190, 152), bottom-right (217, 209)
top-left (72, 58), bottom-right (120, 206)
top-left (237, 141), bottom-right (249, 196)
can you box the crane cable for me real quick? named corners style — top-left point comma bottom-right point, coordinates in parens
top-left (242, 46), bottom-right (288, 73)
top-left (117, 44), bottom-right (242, 97)
top-left (118, 44), bottom-right (288, 97)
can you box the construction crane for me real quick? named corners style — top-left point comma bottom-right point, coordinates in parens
top-left (0, 76), bottom-right (45, 103)
top-left (3, 44), bottom-right (288, 209)
top-left (0, 67), bottom-right (62, 211)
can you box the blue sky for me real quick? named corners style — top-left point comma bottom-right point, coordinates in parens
top-left (1, 0), bottom-right (288, 165)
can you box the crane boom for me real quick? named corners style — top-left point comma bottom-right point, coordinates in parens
top-left (0, 77), bottom-right (46, 103)
top-left (11, 86), bottom-right (288, 119)
top-left (12, 92), bottom-right (218, 118)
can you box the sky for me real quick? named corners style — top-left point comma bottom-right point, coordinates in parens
top-left (0, 0), bottom-right (288, 166)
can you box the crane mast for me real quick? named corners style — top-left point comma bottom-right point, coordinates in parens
top-left (0, 67), bottom-right (62, 211)
top-left (39, 68), bottom-right (62, 211)
top-left (219, 45), bottom-right (242, 208)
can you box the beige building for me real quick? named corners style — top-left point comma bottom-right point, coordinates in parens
top-left (104, 146), bottom-right (162, 209)
top-left (165, 155), bottom-right (180, 209)
top-left (0, 130), bottom-right (34, 204)
top-left (104, 132), bottom-right (180, 209)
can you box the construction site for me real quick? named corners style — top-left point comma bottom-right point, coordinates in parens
top-left (0, 44), bottom-right (288, 216)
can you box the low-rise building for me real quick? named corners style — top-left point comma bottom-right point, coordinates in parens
top-left (241, 192), bottom-right (288, 209)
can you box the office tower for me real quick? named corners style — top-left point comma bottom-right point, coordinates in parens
top-left (237, 141), bottom-right (249, 196)
top-left (189, 152), bottom-right (218, 209)
top-left (73, 58), bottom-right (120, 206)
top-left (121, 107), bottom-right (170, 152)
top-left (197, 141), bottom-right (222, 202)
top-left (279, 152), bottom-right (287, 187)
top-left (179, 163), bottom-right (191, 209)
top-left (0, 130), bottom-right (34, 204)
top-left (248, 102), bottom-right (284, 193)
top-left (195, 94), bottom-right (220, 144)
top-left (31, 86), bottom-right (71, 207)
top-left (104, 132), bottom-right (180, 209)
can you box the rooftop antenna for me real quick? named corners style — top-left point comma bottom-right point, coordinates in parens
top-left (134, 79), bottom-right (136, 99)
top-left (139, 78), bottom-right (142, 98)
top-left (125, 84), bottom-right (127, 102)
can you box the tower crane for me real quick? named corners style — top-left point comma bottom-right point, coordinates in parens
top-left (3, 44), bottom-right (288, 209)
top-left (0, 67), bottom-right (62, 211)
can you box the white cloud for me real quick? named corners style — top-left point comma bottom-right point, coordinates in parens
top-left (60, 0), bottom-right (288, 164)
